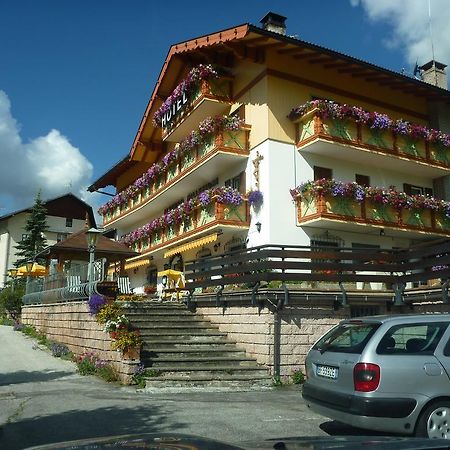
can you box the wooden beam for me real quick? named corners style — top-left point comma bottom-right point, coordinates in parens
top-left (278, 46), bottom-right (305, 55)
top-left (308, 56), bottom-right (336, 64)
top-left (338, 66), bottom-right (367, 74)
top-left (243, 36), bottom-right (270, 46)
top-left (351, 71), bottom-right (378, 78)
top-left (293, 51), bottom-right (319, 60)
top-left (364, 74), bottom-right (390, 82)
top-left (323, 61), bottom-right (349, 69)
top-left (258, 42), bottom-right (288, 51)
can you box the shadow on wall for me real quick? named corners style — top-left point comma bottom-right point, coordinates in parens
top-left (0, 404), bottom-right (184, 450)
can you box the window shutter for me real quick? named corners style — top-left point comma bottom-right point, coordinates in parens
top-left (403, 183), bottom-right (412, 195)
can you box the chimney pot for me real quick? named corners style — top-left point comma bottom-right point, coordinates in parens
top-left (420, 60), bottom-right (448, 90)
top-left (260, 12), bottom-right (287, 36)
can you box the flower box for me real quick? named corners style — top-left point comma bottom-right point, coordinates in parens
top-left (396, 135), bottom-right (426, 159)
top-left (366, 201), bottom-right (398, 224)
top-left (430, 142), bottom-right (450, 165)
top-left (361, 127), bottom-right (392, 150)
top-left (322, 118), bottom-right (358, 142)
top-left (325, 196), bottom-right (360, 217)
top-left (401, 208), bottom-right (432, 228)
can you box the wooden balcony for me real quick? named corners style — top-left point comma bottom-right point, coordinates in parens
top-left (162, 77), bottom-right (233, 142)
top-left (294, 109), bottom-right (450, 177)
top-left (125, 199), bottom-right (250, 256)
top-left (294, 192), bottom-right (450, 238)
top-left (102, 127), bottom-right (250, 228)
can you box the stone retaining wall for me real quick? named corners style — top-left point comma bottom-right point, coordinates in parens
top-left (195, 300), bottom-right (348, 377)
top-left (21, 302), bottom-right (140, 384)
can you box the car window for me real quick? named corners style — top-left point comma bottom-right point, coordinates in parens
top-left (313, 322), bottom-right (380, 354)
top-left (377, 322), bottom-right (448, 355)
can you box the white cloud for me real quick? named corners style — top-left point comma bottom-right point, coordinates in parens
top-left (351, 0), bottom-right (450, 66)
top-left (0, 90), bottom-right (97, 213)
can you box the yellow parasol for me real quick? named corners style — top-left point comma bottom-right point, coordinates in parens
top-left (16, 263), bottom-right (48, 277)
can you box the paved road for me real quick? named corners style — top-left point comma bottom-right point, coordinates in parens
top-left (0, 325), bottom-right (368, 449)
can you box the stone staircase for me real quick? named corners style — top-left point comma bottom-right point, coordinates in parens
top-left (123, 301), bottom-right (270, 388)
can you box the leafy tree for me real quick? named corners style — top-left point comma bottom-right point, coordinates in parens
top-left (15, 191), bottom-right (49, 267)
top-left (0, 284), bottom-right (24, 321)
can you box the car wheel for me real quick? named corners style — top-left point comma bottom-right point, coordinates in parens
top-left (416, 400), bottom-right (450, 439)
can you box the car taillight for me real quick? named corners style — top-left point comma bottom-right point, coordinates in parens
top-left (353, 363), bottom-right (380, 392)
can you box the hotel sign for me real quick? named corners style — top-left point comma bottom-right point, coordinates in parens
top-left (161, 91), bottom-right (189, 128)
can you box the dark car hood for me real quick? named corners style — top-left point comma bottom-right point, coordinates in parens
top-left (26, 433), bottom-right (450, 450)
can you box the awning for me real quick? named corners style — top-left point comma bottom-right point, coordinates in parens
top-left (15, 263), bottom-right (48, 277)
top-left (163, 233), bottom-right (218, 258)
top-left (124, 258), bottom-right (151, 270)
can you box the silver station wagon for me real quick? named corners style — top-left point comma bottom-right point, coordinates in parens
top-left (303, 314), bottom-right (450, 439)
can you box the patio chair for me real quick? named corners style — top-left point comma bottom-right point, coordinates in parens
top-left (67, 275), bottom-right (82, 294)
top-left (117, 276), bottom-right (132, 295)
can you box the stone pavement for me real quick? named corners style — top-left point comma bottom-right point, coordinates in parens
top-left (0, 325), bottom-right (355, 449)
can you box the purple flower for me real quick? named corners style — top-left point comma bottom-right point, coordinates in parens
top-left (88, 294), bottom-right (107, 315)
top-left (248, 190), bottom-right (263, 206)
top-left (198, 191), bottom-right (211, 207)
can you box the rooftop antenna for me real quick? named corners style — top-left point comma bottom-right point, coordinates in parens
top-left (428, 0), bottom-right (438, 85)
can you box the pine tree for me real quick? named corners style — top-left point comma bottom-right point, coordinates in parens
top-left (15, 191), bottom-right (49, 267)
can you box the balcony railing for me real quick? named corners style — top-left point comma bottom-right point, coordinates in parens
top-left (291, 102), bottom-right (450, 170)
top-left (160, 76), bottom-right (232, 142)
top-left (123, 197), bottom-right (250, 255)
top-left (291, 180), bottom-right (450, 237)
top-left (101, 126), bottom-right (249, 226)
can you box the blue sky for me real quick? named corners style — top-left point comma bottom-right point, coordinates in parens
top-left (0, 0), bottom-right (448, 215)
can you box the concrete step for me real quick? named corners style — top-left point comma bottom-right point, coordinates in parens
top-left (143, 358), bottom-right (261, 369)
top-left (139, 331), bottom-right (228, 339)
top-left (125, 308), bottom-right (193, 316)
top-left (131, 318), bottom-right (211, 327)
top-left (142, 367), bottom-right (269, 377)
top-left (142, 342), bottom-right (237, 351)
top-left (142, 338), bottom-right (234, 346)
top-left (144, 373), bottom-right (271, 388)
top-left (142, 348), bottom-right (247, 358)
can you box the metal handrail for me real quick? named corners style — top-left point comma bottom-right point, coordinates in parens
top-left (22, 259), bottom-right (105, 305)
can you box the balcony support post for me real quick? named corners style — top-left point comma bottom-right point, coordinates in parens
top-left (393, 282), bottom-right (406, 306)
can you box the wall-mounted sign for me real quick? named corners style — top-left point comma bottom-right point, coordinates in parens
top-left (161, 91), bottom-right (189, 128)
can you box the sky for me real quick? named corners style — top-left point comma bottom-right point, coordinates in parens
top-left (1, 0), bottom-right (449, 217)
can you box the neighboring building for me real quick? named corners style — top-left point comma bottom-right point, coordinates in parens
top-left (89, 12), bottom-right (450, 292)
top-left (0, 193), bottom-right (96, 287)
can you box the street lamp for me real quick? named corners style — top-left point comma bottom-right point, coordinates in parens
top-left (9, 268), bottom-right (18, 293)
top-left (25, 260), bottom-right (34, 294)
top-left (86, 228), bottom-right (102, 296)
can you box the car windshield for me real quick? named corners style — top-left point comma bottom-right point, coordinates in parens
top-left (313, 322), bottom-right (380, 354)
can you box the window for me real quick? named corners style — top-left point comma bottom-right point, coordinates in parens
top-left (146, 268), bottom-right (158, 285)
top-left (66, 218), bottom-right (73, 227)
top-left (57, 233), bottom-right (68, 242)
top-left (313, 322), bottom-right (380, 354)
top-left (314, 166), bottom-right (332, 181)
top-left (225, 171), bottom-right (246, 193)
top-left (403, 183), bottom-right (432, 196)
top-left (187, 178), bottom-right (219, 200)
top-left (350, 305), bottom-right (380, 318)
top-left (355, 174), bottom-right (370, 187)
top-left (378, 322), bottom-right (448, 355)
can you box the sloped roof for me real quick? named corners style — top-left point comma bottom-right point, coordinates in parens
top-left (90, 21), bottom-right (450, 190)
top-left (43, 228), bottom-right (138, 260)
top-left (0, 193), bottom-right (96, 227)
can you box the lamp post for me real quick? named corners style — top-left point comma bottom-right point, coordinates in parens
top-left (25, 260), bottom-right (34, 294)
top-left (9, 268), bottom-right (17, 293)
top-left (86, 228), bottom-right (102, 296)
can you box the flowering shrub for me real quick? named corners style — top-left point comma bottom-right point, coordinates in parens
top-left (153, 64), bottom-right (219, 127)
top-left (74, 351), bottom-right (117, 381)
top-left (98, 114), bottom-right (244, 217)
top-left (120, 186), bottom-right (244, 247)
top-left (96, 303), bottom-right (124, 324)
top-left (290, 179), bottom-right (450, 217)
top-left (110, 329), bottom-right (142, 351)
top-left (88, 294), bottom-right (108, 315)
top-left (103, 315), bottom-right (130, 333)
top-left (289, 99), bottom-right (450, 148)
top-left (51, 343), bottom-right (70, 358)
top-left (247, 190), bottom-right (264, 207)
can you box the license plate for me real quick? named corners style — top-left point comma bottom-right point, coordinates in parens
top-left (316, 365), bottom-right (338, 379)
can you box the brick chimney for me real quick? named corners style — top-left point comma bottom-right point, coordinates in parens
top-left (260, 12), bottom-right (287, 36)
top-left (420, 60), bottom-right (448, 89)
